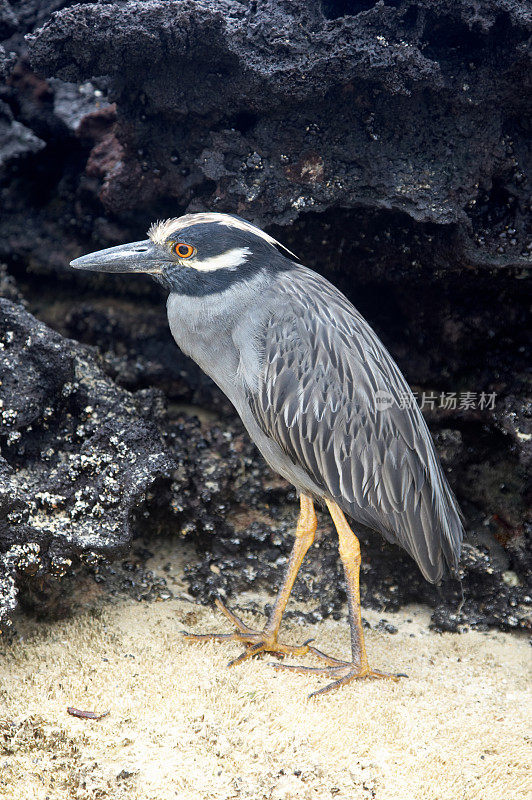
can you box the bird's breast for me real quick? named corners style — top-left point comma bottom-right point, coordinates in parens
top-left (166, 291), bottom-right (250, 410)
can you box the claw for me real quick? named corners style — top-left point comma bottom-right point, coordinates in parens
top-left (227, 642), bottom-right (266, 667)
top-left (269, 657), bottom-right (405, 696)
top-left (183, 599), bottom-right (313, 663)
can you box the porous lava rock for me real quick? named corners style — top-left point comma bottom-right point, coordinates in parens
top-left (0, 96), bottom-right (44, 171)
top-left (0, 299), bottom-right (175, 627)
top-left (28, 0), bottom-right (530, 265)
top-left (0, 1), bottom-right (529, 630)
top-left (19, 0), bottom-right (532, 501)
top-left (0, 288), bottom-right (529, 633)
top-left (176, 417), bottom-right (532, 635)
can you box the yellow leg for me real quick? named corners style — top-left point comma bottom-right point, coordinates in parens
top-left (328, 500), bottom-right (370, 672)
top-left (271, 500), bottom-right (406, 695)
top-left (183, 494), bottom-right (318, 663)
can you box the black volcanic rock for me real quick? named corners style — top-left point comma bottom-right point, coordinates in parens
top-left (0, 295), bottom-right (529, 634)
top-left (0, 299), bottom-right (175, 627)
top-left (28, 0), bottom-right (530, 268)
top-left (0, 44), bottom-right (15, 78)
top-left (0, 1), bottom-right (528, 631)
top-left (0, 97), bottom-right (44, 170)
top-left (0, 2), bottom-right (18, 41)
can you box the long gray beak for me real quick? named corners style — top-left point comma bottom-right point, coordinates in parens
top-left (70, 240), bottom-right (163, 274)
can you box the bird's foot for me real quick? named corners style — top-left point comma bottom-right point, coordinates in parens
top-left (182, 598), bottom-right (313, 666)
top-left (270, 648), bottom-right (407, 697)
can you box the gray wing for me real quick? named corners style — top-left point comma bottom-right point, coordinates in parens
top-left (247, 266), bottom-right (463, 583)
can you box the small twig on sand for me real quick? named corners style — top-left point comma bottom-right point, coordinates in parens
top-left (67, 707), bottom-right (110, 720)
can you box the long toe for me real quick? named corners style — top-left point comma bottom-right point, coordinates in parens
top-left (183, 626), bottom-right (312, 659)
top-left (309, 666), bottom-right (403, 697)
top-left (213, 598), bottom-right (257, 635)
top-left (269, 659), bottom-right (405, 696)
top-left (306, 645), bottom-right (349, 667)
top-left (182, 600), bottom-right (313, 663)
top-left (182, 630), bottom-right (244, 644)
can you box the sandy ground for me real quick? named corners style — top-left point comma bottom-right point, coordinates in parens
top-left (0, 545), bottom-right (530, 800)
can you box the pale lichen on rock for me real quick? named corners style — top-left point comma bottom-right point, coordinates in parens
top-left (0, 299), bottom-right (175, 627)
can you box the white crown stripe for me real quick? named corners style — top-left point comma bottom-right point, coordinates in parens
top-left (147, 213), bottom-right (297, 260)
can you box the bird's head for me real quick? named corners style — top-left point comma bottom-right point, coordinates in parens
top-left (70, 213), bottom-right (298, 295)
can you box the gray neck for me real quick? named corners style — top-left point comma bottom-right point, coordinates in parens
top-left (166, 272), bottom-right (272, 410)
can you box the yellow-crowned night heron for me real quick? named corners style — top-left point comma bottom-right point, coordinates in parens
top-left (71, 212), bottom-right (463, 695)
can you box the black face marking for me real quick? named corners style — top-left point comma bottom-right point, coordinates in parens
top-left (150, 221), bottom-right (295, 296)
top-left (154, 264), bottom-right (255, 296)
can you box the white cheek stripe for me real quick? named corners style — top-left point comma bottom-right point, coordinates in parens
top-left (192, 247), bottom-right (252, 272)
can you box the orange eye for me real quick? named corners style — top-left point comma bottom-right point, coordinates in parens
top-left (174, 242), bottom-right (194, 258)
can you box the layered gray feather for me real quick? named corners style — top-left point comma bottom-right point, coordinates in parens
top-left (247, 266), bottom-right (463, 583)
